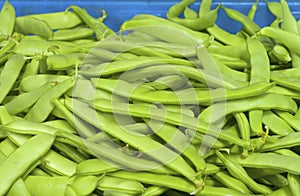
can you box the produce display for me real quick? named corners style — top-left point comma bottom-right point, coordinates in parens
top-left (1, 0), bottom-right (300, 195)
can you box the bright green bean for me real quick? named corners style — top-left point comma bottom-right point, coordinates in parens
top-left (0, 133), bottom-right (55, 195)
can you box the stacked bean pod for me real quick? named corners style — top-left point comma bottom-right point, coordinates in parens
top-left (0, 0), bottom-right (300, 195)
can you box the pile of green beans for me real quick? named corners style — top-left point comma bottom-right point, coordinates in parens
top-left (1, 0), bottom-right (300, 195)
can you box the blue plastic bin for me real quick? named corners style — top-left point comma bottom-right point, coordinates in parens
top-left (1, 0), bottom-right (300, 33)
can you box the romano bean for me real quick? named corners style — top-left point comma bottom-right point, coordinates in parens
top-left (15, 17), bottom-right (53, 39)
top-left (0, 134), bottom-right (55, 195)
top-left (0, 0), bottom-right (15, 36)
top-left (0, 54), bottom-right (26, 104)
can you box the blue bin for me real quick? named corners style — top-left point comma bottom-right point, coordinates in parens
top-left (1, 0), bottom-right (300, 33)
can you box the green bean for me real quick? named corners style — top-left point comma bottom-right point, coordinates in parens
top-left (247, 0), bottom-right (258, 20)
top-left (75, 158), bottom-right (119, 175)
top-left (271, 69), bottom-right (300, 92)
top-left (199, 93), bottom-right (297, 124)
top-left (213, 170), bottom-right (251, 193)
top-left (53, 141), bottom-right (87, 163)
top-left (145, 75), bottom-right (187, 90)
top-left (120, 17), bottom-right (209, 46)
top-left (233, 112), bottom-right (251, 157)
top-left (51, 27), bottom-right (94, 41)
top-left (246, 168), bottom-right (283, 180)
top-left (146, 120), bottom-right (206, 173)
top-left (19, 74), bottom-right (70, 92)
top-left (184, 6), bottom-right (198, 19)
top-left (46, 53), bottom-right (86, 70)
top-left (280, 0), bottom-right (300, 68)
top-left (227, 152), bottom-right (300, 175)
top-left (262, 110), bottom-right (294, 135)
top-left (196, 44), bottom-right (248, 87)
top-left (267, 186), bottom-right (292, 196)
top-left (92, 78), bottom-right (274, 105)
top-left (43, 119), bottom-right (76, 134)
top-left (67, 5), bottom-right (114, 40)
top-left (274, 149), bottom-right (299, 158)
top-left (13, 39), bottom-right (81, 56)
top-left (268, 44), bottom-right (292, 64)
top-left (0, 138), bottom-right (17, 157)
top-left (15, 17), bottom-right (53, 39)
top-left (275, 110), bottom-right (300, 132)
top-left (52, 98), bottom-right (96, 138)
top-left (22, 56), bottom-right (41, 79)
top-left (40, 150), bottom-right (77, 177)
top-left (260, 26), bottom-right (300, 56)
top-left (198, 185), bottom-right (255, 196)
top-left (266, 1), bottom-right (282, 19)
top-left (287, 173), bottom-right (300, 196)
top-left (4, 82), bottom-right (52, 115)
top-left (108, 170), bottom-right (196, 194)
top-left (97, 176), bottom-right (144, 195)
top-left (0, 133), bottom-right (55, 195)
top-left (0, 54), bottom-right (26, 104)
top-left (7, 179), bottom-right (31, 196)
top-left (25, 11), bottom-right (82, 29)
top-left (0, 34), bottom-right (22, 58)
top-left (0, 0), bottom-right (15, 36)
top-left (25, 175), bottom-right (74, 196)
top-left (221, 6), bottom-right (260, 35)
top-left (167, 0), bottom-right (217, 30)
top-left (207, 25), bottom-right (247, 47)
top-left (215, 151), bottom-right (272, 194)
top-left (25, 77), bottom-right (74, 122)
top-left (258, 132), bottom-right (300, 152)
top-left (71, 175), bottom-right (100, 195)
top-left (199, 0), bottom-right (212, 17)
top-left (90, 97), bottom-right (246, 147)
top-left (260, 174), bottom-right (288, 188)
top-left (65, 97), bottom-right (202, 186)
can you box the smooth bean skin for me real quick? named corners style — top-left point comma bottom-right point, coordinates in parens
top-left (167, 0), bottom-right (218, 31)
top-left (25, 77), bottom-right (74, 122)
top-left (215, 151), bottom-right (272, 194)
top-left (258, 132), bottom-right (300, 152)
top-left (19, 74), bottom-right (70, 92)
top-left (227, 153), bottom-right (300, 175)
top-left (199, 93), bottom-right (297, 124)
top-left (46, 53), bottom-right (86, 70)
top-left (260, 27), bottom-right (300, 56)
top-left (51, 27), bottom-right (94, 41)
top-left (262, 110), bottom-right (294, 135)
top-left (0, 54), bottom-right (26, 104)
top-left (75, 159), bottom-right (119, 175)
top-left (90, 98), bottom-right (246, 147)
top-left (92, 78), bottom-right (274, 105)
top-left (212, 171), bottom-right (251, 193)
top-left (144, 186), bottom-right (168, 196)
top-left (67, 98), bottom-right (202, 183)
top-left (4, 82), bottom-right (52, 115)
top-left (288, 173), bottom-right (300, 196)
top-left (0, 134), bottom-right (55, 195)
top-left (7, 179), bottom-right (31, 196)
top-left (120, 17), bottom-right (209, 46)
top-left (25, 11), bottom-right (82, 29)
top-left (0, 0), bottom-right (15, 36)
top-left (97, 176), bottom-right (144, 195)
top-left (108, 170), bottom-right (196, 194)
top-left (15, 17), bottom-right (53, 39)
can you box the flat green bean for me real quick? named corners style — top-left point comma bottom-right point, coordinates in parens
top-left (0, 133), bottom-right (55, 195)
top-left (0, 54), bottom-right (26, 104)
